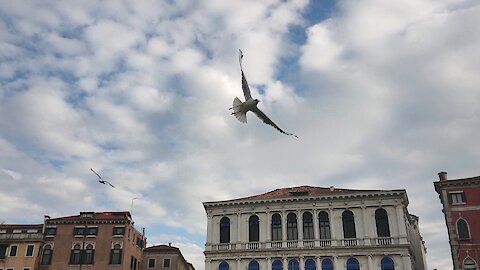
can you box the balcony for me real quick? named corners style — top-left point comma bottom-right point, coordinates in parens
top-left (207, 237), bottom-right (401, 252)
top-left (0, 233), bottom-right (43, 242)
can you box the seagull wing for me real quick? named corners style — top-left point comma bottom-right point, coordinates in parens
top-left (105, 180), bottom-right (115, 188)
top-left (90, 168), bottom-right (102, 180)
top-left (251, 107), bottom-right (298, 138)
top-left (239, 49), bottom-right (252, 101)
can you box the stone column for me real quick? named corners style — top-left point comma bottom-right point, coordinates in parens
top-left (237, 258), bottom-right (241, 270)
top-left (297, 210), bottom-right (303, 247)
top-left (361, 206), bottom-right (370, 245)
top-left (402, 254), bottom-right (412, 270)
top-left (282, 211), bottom-right (287, 243)
top-left (329, 208), bottom-right (336, 245)
top-left (237, 212), bottom-right (242, 244)
top-left (315, 257), bottom-right (321, 270)
top-left (396, 205), bottom-right (408, 244)
top-left (267, 258), bottom-right (272, 270)
top-left (313, 209), bottom-right (319, 241)
top-left (266, 211), bottom-right (271, 242)
top-left (300, 257), bottom-right (304, 270)
top-left (367, 255), bottom-right (373, 269)
top-left (333, 256), bottom-right (341, 270)
top-left (207, 214), bottom-right (213, 245)
top-left (283, 257), bottom-right (288, 270)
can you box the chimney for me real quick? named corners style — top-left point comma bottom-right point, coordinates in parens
top-left (44, 215), bottom-right (51, 221)
top-left (438, 171), bottom-right (448, 181)
top-left (329, 186), bottom-right (334, 191)
top-left (168, 242), bottom-right (171, 247)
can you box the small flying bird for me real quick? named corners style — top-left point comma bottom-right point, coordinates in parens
top-left (229, 50), bottom-right (297, 138)
top-left (90, 168), bottom-right (115, 188)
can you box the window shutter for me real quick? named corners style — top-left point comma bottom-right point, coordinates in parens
top-left (461, 192), bottom-right (466, 203)
top-left (447, 193), bottom-right (452, 204)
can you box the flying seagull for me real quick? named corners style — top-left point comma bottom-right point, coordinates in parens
top-left (229, 50), bottom-right (297, 138)
top-left (90, 168), bottom-right (115, 188)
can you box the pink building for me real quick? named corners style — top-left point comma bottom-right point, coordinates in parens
top-left (434, 172), bottom-right (480, 270)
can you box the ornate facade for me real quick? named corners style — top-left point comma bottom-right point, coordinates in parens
top-left (203, 186), bottom-right (427, 270)
top-left (434, 172), bottom-right (480, 270)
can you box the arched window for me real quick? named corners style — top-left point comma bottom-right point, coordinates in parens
top-left (381, 257), bottom-right (395, 270)
top-left (287, 213), bottom-right (298, 240)
top-left (84, 243), bottom-right (94, 264)
top-left (110, 244), bottom-right (122, 265)
top-left (272, 259), bottom-right (283, 270)
top-left (305, 259), bottom-right (316, 270)
top-left (248, 260), bottom-right (260, 270)
top-left (375, 209), bottom-right (391, 237)
top-left (346, 258), bottom-right (360, 270)
top-left (220, 217), bottom-right (230, 243)
top-left (272, 214), bottom-right (282, 241)
top-left (249, 215), bottom-right (260, 242)
top-left (69, 244), bottom-right (81, 265)
top-left (319, 211), bottom-right (331, 239)
top-left (41, 244), bottom-right (53, 265)
top-left (289, 259), bottom-right (299, 270)
top-left (457, 219), bottom-right (470, 240)
top-left (321, 258), bottom-right (333, 270)
top-left (342, 210), bottom-right (356, 239)
top-left (219, 261), bottom-right (229, 270)
top-left (464, 258), bottom-right (477, 269)
top-left (303, 212), bottom-right (314, 239)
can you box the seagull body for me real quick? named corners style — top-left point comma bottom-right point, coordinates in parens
top-left (90, 168), bottom-right (115, 188)
top-left (230, 50), bottom-right (297, 137)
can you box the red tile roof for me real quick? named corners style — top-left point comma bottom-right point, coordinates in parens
top-left (144, 244), bottom-right (179, 252)
top-left (231, 185), bottom-right (381, 201)
top-left (46, 211), bottom-right (131, 222)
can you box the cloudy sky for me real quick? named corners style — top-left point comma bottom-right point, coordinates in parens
top-left (1, 0), bottom-right (479, 269)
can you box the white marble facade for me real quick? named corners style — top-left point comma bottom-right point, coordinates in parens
top-left (203, 186), bottom-right (427, 270)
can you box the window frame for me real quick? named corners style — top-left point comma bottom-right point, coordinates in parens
top-left (113, 226), bottom-right (125, 236)
top-left (287, 212), bottom-right (298, 240)
top-left (375, 208), bottom-right (391, 238)
top-left (163, 258), bottom-right (171, 268)
top-left (271, 213), bottom-right (282, 241)
top-left (220, 217), bottom-right (230, 244)
top-left (41, 244), bottom-right (53, 265)
top-left (380, 257), bottom-right (395, 270)
top-left (110, 244), bottom-right (122, 265)
top-left (249, 215), bottom-right (260, 242)
top-left (448, 191), bottom-right (466, 205)
top-left (148, 258), bottom-right (156, 268)
top-left (303, 212), bottom-right (314, 240)
top-left (25, 244), bottom-right (35, 257)
top-left (342, 210), bottom-right (357, 239)
top-left (318, 211), bottom-right (331, 239)
top-left (457, 218), bottom-right (471, 240)
top-left (9, 245), bottom-right (18, 257)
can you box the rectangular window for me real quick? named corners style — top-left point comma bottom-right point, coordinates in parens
top-left (73, 227), bottom-right (85, 236)
top-left (87, 227), bottom-right (98, 236)
top-left (26, 244), bottom-right (34, 257)
top-left (44, 227), bottom-right (56, 236)
top-left (148, 258), bottom-right (156, 268)
top-left (164, 258), bottom-right (171, 268)
top-left (9, 245), bottom-right (17, 256)
top-left (0, 244), bottom-right (7, 259)
top-left (113, 227), bottom-right (125, 236)
top-left (449, 192), bottom-right (466, 204)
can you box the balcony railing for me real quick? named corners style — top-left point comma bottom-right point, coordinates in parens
top-left (208, 236), bottom-right (399, 251)
top-left (0, 233), bottom-right (43, 241)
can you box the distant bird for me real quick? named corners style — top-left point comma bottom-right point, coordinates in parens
top-left (90, 168), bottom-right (115, 188)
top-left (230, 50), bottom-right (297, 138)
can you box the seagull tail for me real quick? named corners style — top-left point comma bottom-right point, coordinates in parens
top-left (232, 97), bottom-right (247, 123)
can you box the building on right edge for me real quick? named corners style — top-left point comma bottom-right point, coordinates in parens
top-left (203, 185), bottom-right (427, 270)
top-left (434, 172), bottom-right (480, 270)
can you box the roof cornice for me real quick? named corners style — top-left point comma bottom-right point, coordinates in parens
top-left (203, 189), bottom-right (408, 209)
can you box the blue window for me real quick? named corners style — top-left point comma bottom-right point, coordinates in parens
top-left (289, 259), bottom-right (299, 270)
top-left (381, 257), bottom-right (395, 270)
top-left (321, 259), bottom-right (333, 270)
top-left (346, 258), bottom-right (359, 270)
top-left (248, 260), bottom-right (259, 270)
top-left (219, 261), bottom-right (229, 270)
top-left (305, 259), bottom-right (316, 270)
top-left (272, 260), bottom-right (283, 270)
top-left (220, 217), bottom-right (230, 243)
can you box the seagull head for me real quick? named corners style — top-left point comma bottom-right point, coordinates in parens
top-left (254, 99), bottom-right (260, 104)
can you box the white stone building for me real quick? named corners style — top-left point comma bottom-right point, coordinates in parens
top-left (203, 186), bottom-right (427, 270)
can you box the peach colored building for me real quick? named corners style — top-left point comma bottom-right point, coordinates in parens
top-left (39, 211), bottom-right (146, 270)
top-left (141, 244), bottom-right (195, 270)
top-left (0, 224), bottom-right (44, 270)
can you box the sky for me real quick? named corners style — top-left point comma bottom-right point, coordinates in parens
top-left (0, 0), bottom-right (479, 269)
